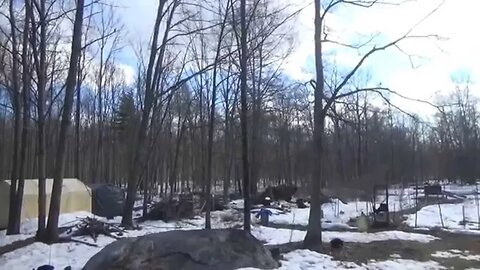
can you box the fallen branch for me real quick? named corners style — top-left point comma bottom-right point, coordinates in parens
top-left (58, 237), bottom-right (99, 247)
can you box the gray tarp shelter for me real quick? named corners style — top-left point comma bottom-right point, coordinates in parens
top-left (90, 184), bottom-right (125, 219)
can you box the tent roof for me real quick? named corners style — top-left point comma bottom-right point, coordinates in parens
top-left (1, 178), bottom-right (90, 194)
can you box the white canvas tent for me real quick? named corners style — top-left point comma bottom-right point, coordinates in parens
top-left (0, 178), bottom-right (92, 229)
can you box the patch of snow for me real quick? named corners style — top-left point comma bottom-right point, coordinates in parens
top-left (431, 250), bottom-right (480, 261)
top-left (442, 228), bottom-right (480, 235)
top-left (0, 239), bottom-right (113, 270)
top-left (383, 185), bottom-right (418, 211)
top-left (229, 199), bottom-right (245, 210)
top-left (367, 259), bottom-right (445, 270)
top-left (444, 184), bottom-right (479, 196)
top-left (268, 200), bottom-right (370, 228)
top-left (238, 249), bottom-right (445, 270)
top-left (0, 218), bottom-right (204, 269)
top-left (278, 249), bottom-right (361, 269)
top-left (405, 197), bottom-right (480, 231)
top-left (251, 226), bottom-right (439, 245)
top-left (0, 205), bottom-right (254, 270)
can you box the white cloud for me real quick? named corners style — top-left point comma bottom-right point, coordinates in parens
top-left (115, 0), bottom-right (480, 116)
top-left (114, 0), bottom-right (158, 44)
top-left (283, 0), bottom-right (480, 115)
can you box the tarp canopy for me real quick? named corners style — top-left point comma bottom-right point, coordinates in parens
top-left (90, 184), bottom-right (124, 218)
top-left (0, 178), bottom-right (92, 229)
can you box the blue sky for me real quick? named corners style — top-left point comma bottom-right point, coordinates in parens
top-left (114, 0), bottom-right (479, 116)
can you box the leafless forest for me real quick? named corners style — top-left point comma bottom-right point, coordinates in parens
top-left (0, 0), bottom-right (476, 245)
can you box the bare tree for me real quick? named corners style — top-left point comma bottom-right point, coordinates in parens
top-left (6, 0), bottom-right (23, 235)
top-left (205, 0), bottom-right (232, 229)
top-left (304, 0), bottom-right (442, 246)
top-left (46, 0), bottom-right (85, 242)
top-left (239, 0), bottom-right (251, 233)
top-left (29, 0), bottom-right (48, 240)
top-left (11, 0), bottom-right (32, 234)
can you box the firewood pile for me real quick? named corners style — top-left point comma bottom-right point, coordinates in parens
top-left (66, 217), bottom-right (126, 242)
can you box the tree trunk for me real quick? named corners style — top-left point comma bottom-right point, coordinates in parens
top-left (223, 109), bottom-right (231, 203)
top-left (6, 0), bottom-right (22, 236)
top-left (240, 0), bottom-right (251, 233)
top-left (75, 68), bottom-right (82, 179)
top-left (12, 2), bottom-right (32, 233)
top-left (45, 0), bottom-right (85, 242)
top-left (304, 0), bottom-right (324, 246)
top-left (206, 1), bottom-right (229, 229)
top-left (122, 0), bottom-right (168, 227)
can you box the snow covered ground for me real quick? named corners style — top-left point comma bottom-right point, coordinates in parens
top-left (0, 212), bottom-right (96, 249)
top-left (2, 182), bottom-right (478, 270)
top-left (431, 249), bottom-right (480, 261)
top-left (267, 200), bottom-right (367, 228)
top-left (251, 226), bottom-right (439, 245)
top-left (0, 215), bottom-right (205, 269)
top-left (237, 182), bottom-right (480, 232)
top-left (443, 183), bottom-right (480, 196)
top-left (265, 183), bottom-right (476, 229)
top-left (0, 209), bottom-right (442, 270)
top-left (238, 249), bottom-right (446, 270)
top-left (404, 195), bottom-right (480, 231)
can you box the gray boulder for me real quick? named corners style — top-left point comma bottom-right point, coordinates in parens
top-left (83, 229), bottom-right (279, 270)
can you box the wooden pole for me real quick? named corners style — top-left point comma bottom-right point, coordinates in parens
top-left (437, 199), bottom-right (444, 228)
top-left (415, 177), bottom-right (418, 228)
top-left (476, 183), bottom-right (479, 230)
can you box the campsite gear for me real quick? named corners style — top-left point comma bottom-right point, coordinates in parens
top-left (270, 248), bottom-right (281, 260)
top-left (256, 208), bottom-right (273, 226)
top-left (373, 184), bottom-right (389, 227)
top-left (35, 266), bottom-right (71, 270)
top-left (0, 178), bottom-right (91, 229)
top-left (296, 198), bottom-right (308, 208)
top-left (330, 238), bottom-right (344, 249)
top-left (91, 184), bottom-right (125, 219)
top-left (36, 265), bottom-right (54, 270)
top-left (357, 212), bottom-right (369, 232)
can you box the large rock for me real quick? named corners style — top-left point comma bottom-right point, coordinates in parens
top-left (83, 229), bottom-right (279, 270)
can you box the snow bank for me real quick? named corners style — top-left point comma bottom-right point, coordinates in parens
top-left (251, 226), bottom-right (439, 245)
